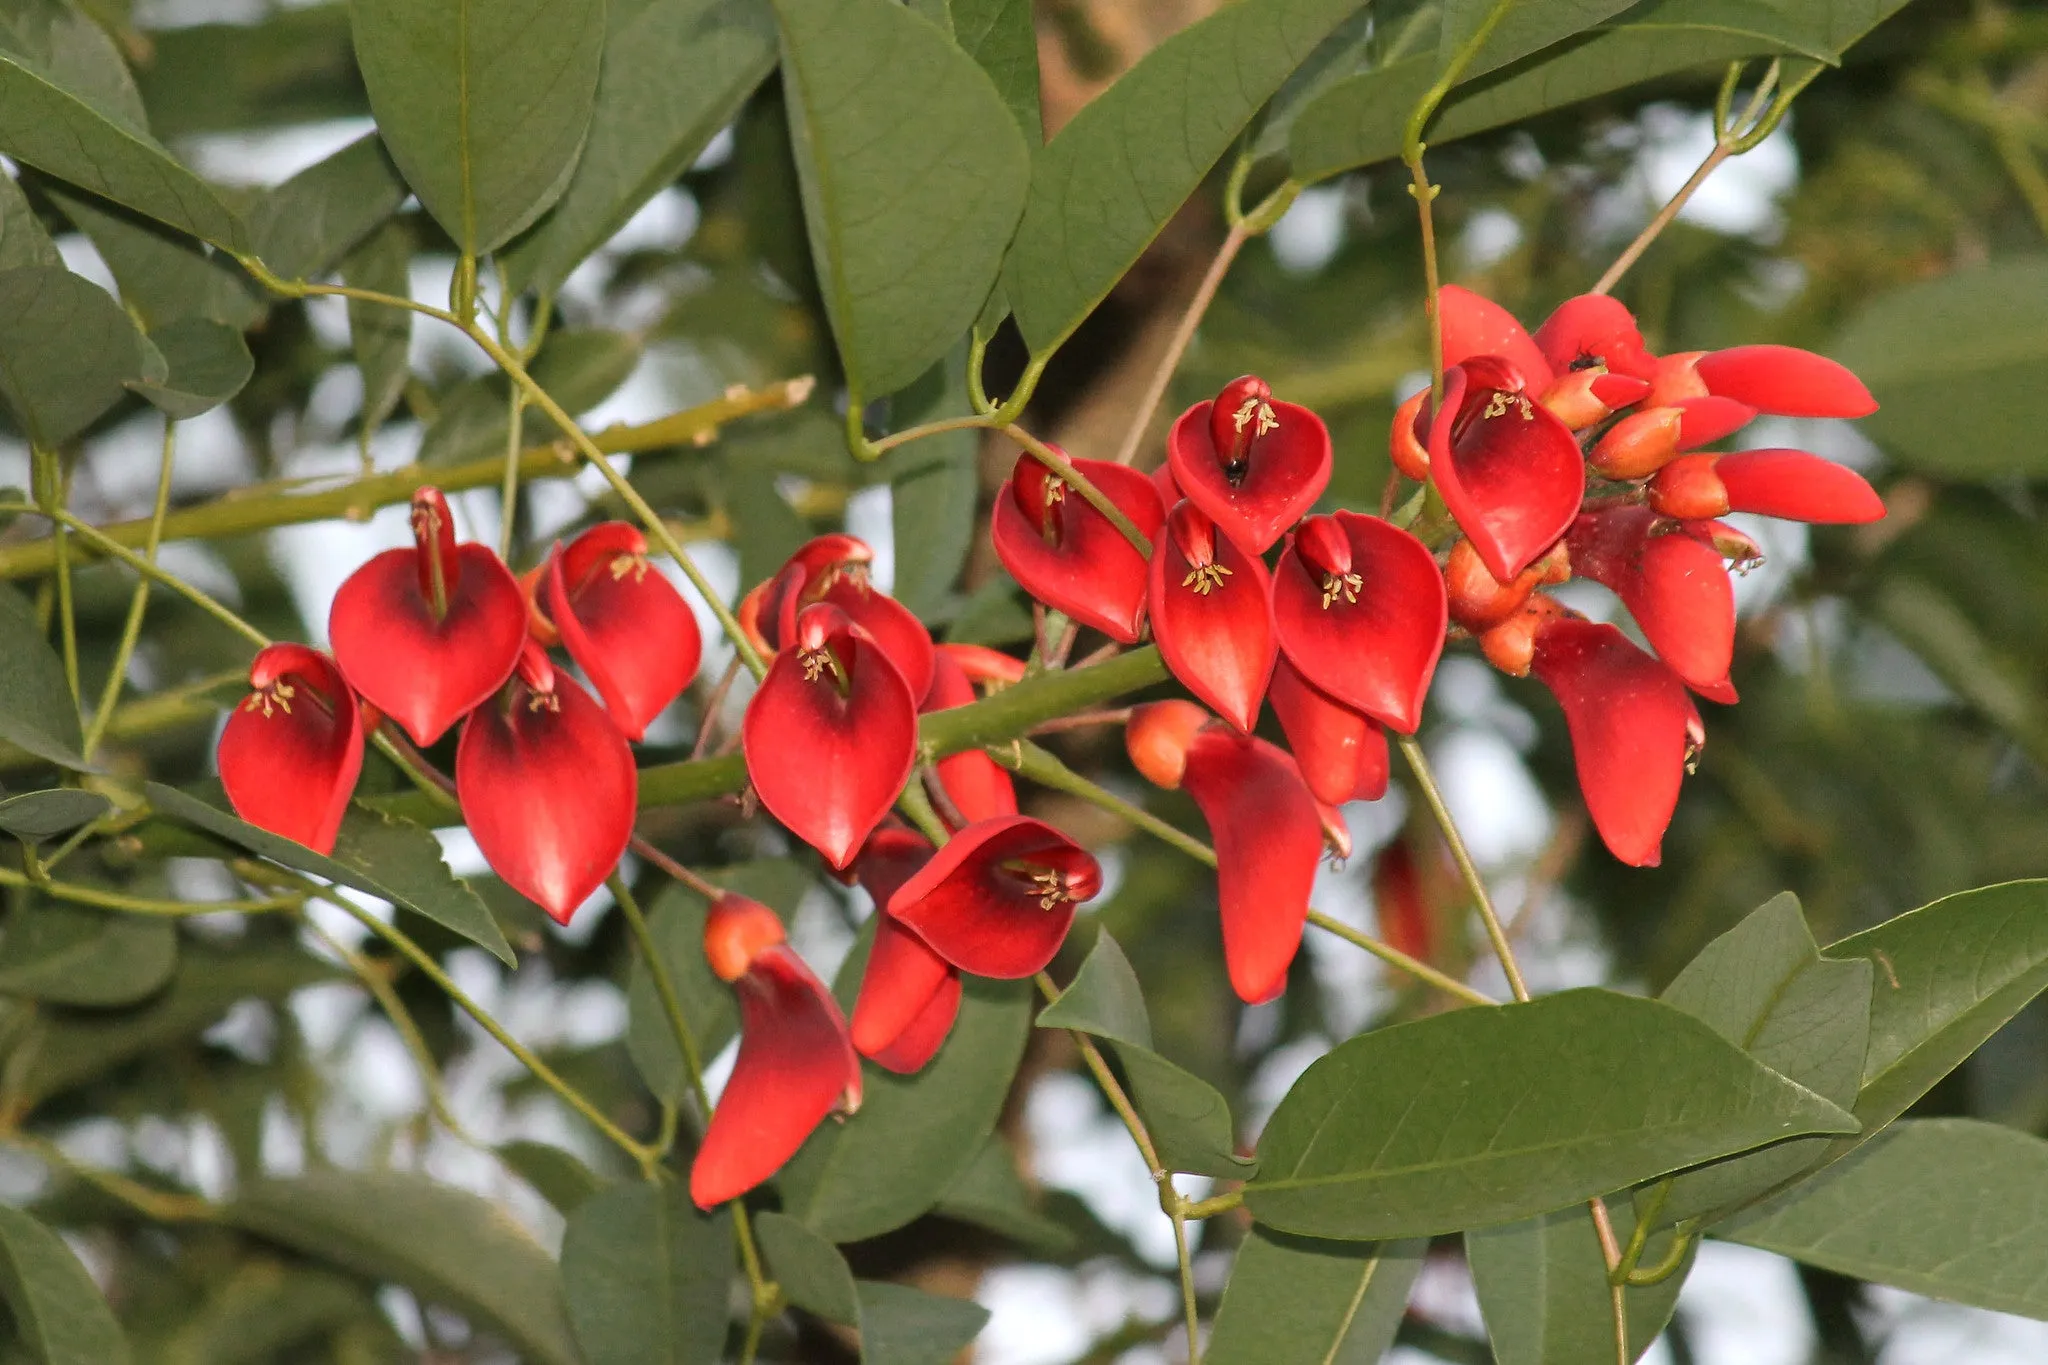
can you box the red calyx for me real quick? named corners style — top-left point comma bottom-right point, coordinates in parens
top-left (922, 649), bottom-right (1017, 827)
top-left (1125, 699), bottom-right (1211, 790)
top-left (1645, 351), bottom-right (1711, 408)
top-left (1180, 726), bottom-right (1322, 1004)
top-left (1692, 345), bottom-right (1878, 419)
top-left (1426, 360), bottom-right (1586, 583)
top-left (1531, 293), bottom-right (1656, 381)
top-left (455, 641), bottom-right (638, 924)
top-left (1588, 407), bottom-right (1682, 480)
top-left (1538, 369), bottom-right (1650, 432)
top-left (1148, 502), bottom-right (1276, 734)
top-left (743, 603), bottom-right (917, 870)
top-left (990, 449), bottom-right (1166, 643)
top-left (887, 815), bottom-right (1100, 979)
top-left (691, 894), bottom-right (861, 1209)
top-left (1444, 538), bottom-right (1569, 634)
top-left (218, 644), bottom-right (365, 854)
top-left (1567, 507), bottom-right (1738, 698)
top-left (1438, 285), bottom-right (1553, 390)
top-left (544, 522), bottom-right (702, 741)
top-left (1268, 657), bottom-right (1389, 806)
top-left (1269, 510), bottom-right (1446, 734)
top-left (328, 487), bottom-right (526, 746)
top-left (1166, 377), bottom-right (1332, 553)
top-left (1476, 592), bottom-right (1568, 677)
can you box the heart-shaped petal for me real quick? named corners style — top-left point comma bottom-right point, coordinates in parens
top-left (887, 815), bottom-right (1100, 979)
top-left (1270, 510), bottom-right (1446, 734)
top-left (1568, 508), bottom-right (1738, 696)
top-left (1427, 362), bottom-right (1586, 583)
top-left (1439, 285), bottom-right (1552, 390)
top-left (546, 522), bottom-right (702, 741)
top-left (1268, 656), bottom-right (1388, 806)
top-left (1166, 378), bottom-right (1332, 553)
top-left (1148, 502), bottom-right (1275, 733)
top-left (1693, 345), bottom-right (1877, 418)
top-left (218, 644), bottom-right (364, 854)
top-left (817, 577), bottom-right (935, 703)
top-left (922, 650), bottom-right (1017, 826)
top-left (991, 450), bottom-right (1166, 644)
top-left (743, 604), bottom-right (917, 870)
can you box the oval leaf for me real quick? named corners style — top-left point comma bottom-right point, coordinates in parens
top-left (1467, 1201), bottom-right (1691, 1365)
top-left (754, 1211), bottom-right (858, 1325)
top-left (1207, 1228), bottom-right (1424, 1365)
top-left (0, 903), bottom-right (176, 1008)
top-left (130, 318), bottom-right (255, 419)
top-left (0, 582), bottom-right (90, 770)
top-left (0, 1205), bottom-right (131, 1365)
top-left (562, 1182), bottom-right (733, 1365)
top-left (40, 180), bottom-right (264, 330)
top-left (0, 789), bottom-right (110, 841)
top-left (0, 265), bottom-right (155, 449)
top-left (247, 133), bottom-right (410, 282)
top-left (855, 1281), bottom-right (990, 1365)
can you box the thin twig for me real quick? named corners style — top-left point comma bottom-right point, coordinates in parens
top-left (1111, 220), bottom-right (1252, 467)
top-left (83, 420), bottom-right (178, 758)
top-left (1395, 734), bottom-right (1528, 1002)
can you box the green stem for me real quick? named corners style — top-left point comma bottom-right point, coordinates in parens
top-left (1180, 1189), bottom-right (1243, 1220)
top-left (1623, 1221), bottom-right (1699, 1287)
top-left (33, 449), bottom-right (81, 713)
top-left (867, 413), bottom-right (992, 456)
top-left (1, 504), bottom-right (267, 647)
top-left (1396, 734), bottom-right (1528, 1002)
top-left (0, 865), bottom-right (298, 916)
top-left (83, 421), bottom-right (178, 758)
top-left (1303, 909), bottom-right (1496, 1009)
top-left (1000, 425), bottom-right (1151, 556)
top-left (1, 1132), bottom-right (219, 1223)
top-left (609, 876), bottom-right (709, 1119)
top-left (497, 382), bottom-right (527, 560)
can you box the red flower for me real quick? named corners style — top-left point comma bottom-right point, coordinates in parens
top-left (1528, 617), bottom-right (1702, 868)
top-left (542, 522), bottom-right (702, 741)
top-left (1567, 507), bottom-right (1759, 700)
top-left (1267, 657), bottom-right (1389, 807)
top-left (1423, 357), bottom-right (1586, 583)
top-left (1166, 375), bottom-right (1332, 553)
top-left (922, 649), bottom-right (1017, 827)
top-left (1371, 840), bottom-right (1434, 963)
top-left (455, 642), bottom-right (637, 924)
top-left (990, 449), bottom-right (1166, 643)
top-left (743, 603), bottom-right (917, 870)
top-left (218, 644), bottom-right (364, 854)
top-left (1269, 511), bottom-right (1446, 734)
top-left (1148, 502), bottom-right (1275, 733)
top-left (329, 487), bottom-right (526, 745)
top-left (692, 894), bottom-right (861, 1209)
top-left (1648, 449), bottom-right (1885, 524)
top-left (849, 826), bottom-right (961, 1073)
top-left (1650, 345), bottom-right (1877, 418)
top-left (1439, 285), bottom-right (1553, 390)
top-left (740, 535), bottom-right (935, 700)
top-left (888, 816), bottom-right (1100, 979)
top-left (1587, 396), bottom-right (1757, 480)
top-left (1529, 293), bottom-right (1656, 381)
top-left (1443, 538), bottom-right (1569, 633)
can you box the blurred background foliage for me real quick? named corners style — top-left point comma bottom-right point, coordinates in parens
top-left (2, 0), bottom-right (2047, 1361)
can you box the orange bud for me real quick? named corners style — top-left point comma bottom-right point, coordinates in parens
top-left (1589, 407), bottom-right (1683, 479)
top-left (1646, 454), bottom-right (1731, 521)
top-left (1477, 594), bottom-right (1566, 677)
top-left (1125, 700), bottom-right (1211, 789)
top-left (1446, 537), bottom-right (1570, 632)
top-left (1390, 389), bottom-right (1430, 481)
top-left (703, 893), bottom-right (787, 983)
top-left (1644, 350), bottom-right (1710, 408)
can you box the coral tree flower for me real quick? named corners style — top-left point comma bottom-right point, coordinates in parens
top-left (1148, 502), bottom-right (1275, 733)
top-left (921, 649), bottom-right (1017, 827)
top-left (329, 487), bottom-right (526, 746)
top-left (1648, 449), bottom-right (1886, 524)
top-left (1649, 345), bottom-right (1878, 418)
top-left (740, 535), bottom-right (934, 700)
top-left (888, 816), bottom-right (1101, 979)
top-left (456, 642), bottom-right (637, 924)
top-left (1567, 507), bottom-right (1756, 700)
top-left (849, 826), bottom-right (961, 1074)
top-left (692, 894), bottom-right (861, 1209)
top-left (1267, 657), bottom-right (1389, 807)
top-left (1422, 356), bottom-right (1586, 583)
top-left (1166, 375), bottom-right (1332, 553)
top-left (542, 522), bottom-right (702, 741)
top-left (990, 449), bottom-right (1165, 643)
top-left (218, 644), bottom-right (364, 854)
top-left (743, 602), bottom-right (917, 870)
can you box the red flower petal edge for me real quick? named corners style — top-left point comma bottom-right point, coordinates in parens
top-left (1148, 502), bottom-right (1276, 733)
top-left (851, 911), bottom-right (959, 1073)
top-left (1166, 377), bottom-right (1333, 553)
top-left (1567, 508), bottom-right (1739, 696)
top-left (545, 521), bottom-right (703, 741)
top-left (887, 815), bottom-right (1100, 979)
top-left (1693, 345), bottom-right (1878, 418)
top-left (991, 450), bottom-right (1166, 643)
top-left (923, 648), bottom-right (1018, 827)
top-left (1268, 656), bottom-right (1389, 806)
top-left (1439, 285), bottom-right (1553, 390)
top-left (218, 644), bottom-right (364, 855)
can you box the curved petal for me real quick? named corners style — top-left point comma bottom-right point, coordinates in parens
top-left (218, 644), bottom-right (364, 854)
top-left (887, 815), bottom-right (1099, 979)
top-left (1165, 391), bottom-right (1332, 554)
top-left (991, 452), bottom-right (1165, 644)
top-left (937, 642), bottom-right (1027, 686)
top-left (1568, 507), bottom-right (1737, 696)
top-left (1531, 293), bottom-right (1653, 379)
top-left (548, 522), bottom-right (703, 741)
top-left (1180, 729), bottom-right (1320, 1005)
top-left (1269, 511), bottom-right (1446, 733)
top-left (1148, 503), bottom-right (1275, 733)
top-left (1428, 364), bottom-right (1585, 582)
top-left (853, 824), bottom-right (937, 907)
top-left (1268, 657), bottom-right (1388, 806)
top-left (819, 578), bottom-right (935, 702)
top-left (1713, 449), bottom-right (1886, 524)
top-left (1438, 285), bottom-right (1552, 389)
top-left (866, 968), bottom-right (962, 1074)
top-left (923, 651), bottom-right (1017, 825)
top-left (851, 912), bottom-right (958, 1070)
top-left (1694, 345), bottom-right (1877, 418)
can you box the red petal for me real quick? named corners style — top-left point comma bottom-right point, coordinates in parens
top-left (1180, 729), bottom-right (1320, 1004)
top-left (818, 579), bottom-right (935, 702)
top-left (1148, 503), bottom-right (1276, 733)
top-left (1166, 395), bottom-right (1332, 554)
top-left (851, 912), bottom-right (958, 1070)
top-left (743, 606), bottom-right (918, 870)
top-left (1568, 508), bottom-right (1736, 695)
top-left (547, 523), bottom-right (703, 741)
top-left (1268, 657), bottom-right (1388, 806)
top-left (1371, 841), bottom-right (1432, 962)
top-left (1529, 618), bottom-right (1694, 867)
top-left (1428, 365), bottom-right (1585, 582)
top-left (1714, 449), bottom-right (1885, 524)
top-left (866, 969), bottom-right (961, 1074)
top-left (218, 644), bottom-right (364, 854)
top-left (1270, 511), bottom-right (1446, 733)
top-left (1673, 395), bottom-right (1757, 449)
top-left (887, 815), bottom-right (1099, 979)
top-left (1439, 285), bottom-right (1553, 390)
top-left (1532, 294), bottom-right (1655, 380)
top-left (1694, 345), bottom-right (1877, 418)
top-left (922, 652), bottom-right (1017, 825)
top-left (936, 642), bottom-right (1027, 686)
top-left (455, 669), bottom-right (637, 923)
top-left (853, 824), bottom-right (937, 907)
top-left (690, 944), bottom-right (861, 1208)
top-left (991, 451), bottom-right (1165, 643)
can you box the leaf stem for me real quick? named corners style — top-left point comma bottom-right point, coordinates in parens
top-left (2, 1131), bottom-right (219, 1223)
top-left (1395, 734), bottom-right (1528, 1002)
top-left (83, 421), bottom-right (178, 759)
top-left (608, 875), bottom-right (709, 1122)
top-left (866, 412), bottom-right (992, 455)
top-left (1587, 1197), bottom-right (1631, 1365)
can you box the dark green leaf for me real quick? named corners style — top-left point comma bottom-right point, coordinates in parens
top-left (1869, 577), bottom-right (2048, 772)
top-left (341, 218), bottom-right (413, 450)
top-left (1245, 989), bottom-right (1858, 1240)
top-left (503, 0), bottom-right (778, 296)
top-left (160, 1265), bottom-right (381, 1365)
top-left (496, 1140), bottom-right (608, 1215)
top-left (418, 329), bottom-right (642, 467)
top-left (1720, 1118), bottom-right (2048, 1318)
top-left (40, 181), bottom-right (264, 329)
top-left (1829, 256), bottom-right (2048, 479)
top-left (1002, 0), bottom-right (1367, 358)
top-left (1437, 0), bottom-right (1644, 78)
top-left (0, 789), bottom-right (109, 841)
top-left (950, 0), bottom-right (1041, 140)
top-left (136, 6), bottom-right (367, 139)
top-left (886, 347), bottom-right (979, 617)
top-left (0, 582), bottom-right (89, 771)
top-left (773, 0), bottom-right (1031, 397)
top-left (1207, 1228), bottom-right (1424, 1365)
top-left (0, 173), bottom-right (60, 271)
top-left (0, 1204), bottom-right (131, 1365)
top-left (1035, 926), bottom-right (1151, 1048)
top-left (350, 0), bottom-right (606, 255)
top-left (1468, 1201), bottom-right (1691, 1365)
top-left (754, 1210), bottom-right (859, 1325)
top-left (247, 134), bottom-right (409, 282)
top-left (855, 1281), bottom-right (989, 1365)
top-left (931, 1137), bottom-right (1073, 1253)
top-left (561, 1181), bottom-right (733, 1365)
top-left (145, 783), bottom-right (516, 967)
top-left (129, 318), bottom-right (255, 419)
top-left (0, 903), bottom-right (176, 1007)
top-left (0, 1), bottom-right (247, 251)
top-left (227, 1168), bottom-right (579, 1365)
top-left (0, 265), bottom-right (155, 448)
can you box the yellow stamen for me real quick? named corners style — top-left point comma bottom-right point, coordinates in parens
top-left (1181, 563), bottom-right (1234, 595)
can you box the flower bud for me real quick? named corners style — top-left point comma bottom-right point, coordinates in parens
top-left (1126, 700), bottom-right (1211, 790)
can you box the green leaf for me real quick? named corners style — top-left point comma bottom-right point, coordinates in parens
top-left (0, 1204), bottom-right (131, 1365)
top-left (0, 265), bottom-right (155, 448)
top-left (1245, 988), bottom-right (1859, 1240)
top-left (145, 783), bottom-right (516, 967)
top-left (350, 0), bottom-right (606, 256)
top-left (931, 1137), bottom-right (1073, 1253)
top-left (1437, 0), bottom-right (1645, 77)
top-left (561, 1181), bottom-right (733, 1365)
top-left (0, 1), bottom-right (247, 252)
top-left (135, 6), bottom-right (367, 140)
top-left (0, 789), bottom-right (109, 841)
top-left (626, 861), bottom-right (812, 1105)
top-left (0, 582), bottom-right (89, 771)
top-left (1829, 256), bottom-right (2048, 479)
top-left (1035, 926), bottom-right (1151, 1048)
top-left (886, 346), bottom-right (979, 617)
top-left (1468, 1200), bottom-right (1691, 1365)
top-left (502, 0), bottom-right (778, 296)
top-left (247, 134), bottom-right (410, 282)
top-left (227, 1168), bottom-right (579, 1365)
top-left (340, 218), bottom-right (413, 451)
top-left (1824, 879), bottom-right (2048, 1135)
top-left (0, 903), bottom-right (176, 1007)
top-left (754, 1210), bottom-right (859, 1325)
top-left (129, 318), bottom-right (255, 419)
top-left (773, 0), bottom-right (1030, 398)
top-left (0, 172), bottom-right (61, 272)
top-left (39, 181), bottom-right (263, 329)
top-left (949, 0), bottom-right (1042, 140)
top-left (1720, 1118), bottom-right (2048, 1319)
top-left (1002, 0), bottom-right (1367, 358)
top-left (1207, 1228), bottom-right (1423, 1365)
top-left (496, 1140), bottom-right (608, 1216)
top-left (417, 329), bottom-right (642, 467)
top-left (854, 1281), bottom-right (989, 1365)
top-left (160, 1265), bottom-right (382, 1365)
